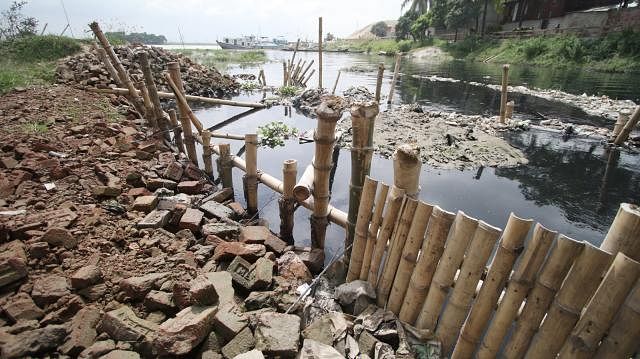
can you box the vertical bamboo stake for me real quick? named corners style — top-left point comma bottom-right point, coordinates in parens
top-left (217, 143), bottom-right (233, 190)
top-left (600, 202), bottom-right (640, 262)
top-left (558, 252), bottom-right (640, 359)
top-left (412, 211), bottom-right (479, 328)
top-left (201, 131), bottom-right (214, 178)
top-left (310, 100), bottom-right (341, 249)
top-left (288, 39), bottom-right (300, 83)
top-left (95, 46), bottom-right (121, 86)
top-left (593, 282), bottom-right (640, 358)
top-left (395, 206), bottom-right (455, 318)
top-left (138, 51), bottom-right (170, 140)
top-left (332, 70), bottom-right (341, 95)
top-left (346, 177), bottom-right (379, 282)
top-left (614, 105), bottom-right (640, 145)
top-left (360, 183), bottom-right (390, 281)
top-left (375, 63), bottom-right (385, 103)
top-left (477, 224), bottom-right (557, 359)
top-left (377, 198), bottom-right (420, 308)
top-left (453, 213), bottom-right (533, 359)
top-left (168, 109), bottom-right (185, 154)
top-left (524, 243), bottom-right (613, 359)
top-left (279, 159), bottom-right (297, 244)
top-left (244, 134), bottom-right (259, 215)
top-left (393, 144), bottom-right (421, 198)
top-left (298, 59), bottom-right (314, 86)
top-left (502, 235), bottom-right (584, 359)
top-left (292, 58), bottom-right (303, 83)
top-left (435, 221), bottom-right (502, 354)
top-left (135, 80), bottom-right (156, 128)
top-left (506, 100), bottom-right (515, 119)
top-left (499, 64), bottom-right (510, 124)
top-left (318, 17), bottom-right (323, 89)
top-left (368, 186), bottom-right (406, 286)
top-left (282, 60), bottom-right (287, 86)
top-left (387, 54), bottom-right (401, 104)
top-left (612, 109), bottom-right (630, 140)
top-left (346, 102), bottom-right (379, 263)
top-left (168, 62), bottom-right (198, 164)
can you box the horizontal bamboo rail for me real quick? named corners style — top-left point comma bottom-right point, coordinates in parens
top-left (88, 87), bottom-right (266, 108)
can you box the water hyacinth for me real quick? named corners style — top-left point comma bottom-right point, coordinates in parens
top-left (257, 121), bottom-right (299, 148)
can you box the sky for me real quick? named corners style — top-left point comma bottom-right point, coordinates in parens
top-left (17, 0), bottom-right (404, 43)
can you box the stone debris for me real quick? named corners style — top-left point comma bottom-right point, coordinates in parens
top-left (213, 302), bottom-right (249, 341)
top-left (153, 305), bottom-right (218, 356)
top-left (335, 280), bottom-right (376, 315)
top-left (300, 339), bottom-right (344, 359)
top-left (222, 326), bottom-right (256, 359)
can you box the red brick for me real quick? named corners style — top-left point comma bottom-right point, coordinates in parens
top-left (177, 181), bottom-right (204, 195)
top-left (163, 162), bottom-right (184, 182)
top-left (132, 195), bottom-right (158, 213)
top-left (179, 208), bottom-right (204, 233)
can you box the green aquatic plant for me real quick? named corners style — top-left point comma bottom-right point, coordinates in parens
top-left (240, 81), bottom-right (262, 91)
top-left (277, 85), bottom-right (299, 97)
top-left (257, 121), bottom-right (299, 148)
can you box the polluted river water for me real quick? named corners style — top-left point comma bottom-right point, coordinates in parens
top-left (181, 49), bottom-right (640, 261)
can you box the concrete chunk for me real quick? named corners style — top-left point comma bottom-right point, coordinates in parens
top-left (254, 312), bottom-right (301, 357)
top-left (221, 327), bottom-right (255, 359)
top-left (200, 200), bottom-right (235, 219)
top-left (137, 210), bottom-right (171, 229)
top-left (153, 305), bottom-right (218, 356)
top-left (213, 302), bottom-right (248, 341)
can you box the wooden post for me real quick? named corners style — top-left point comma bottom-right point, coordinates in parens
top-left (387, 54), bottom-right (401, 104)
top-left (332, 70), bottom-right (341, 95)
top-left (453, 213), bottom-right (533, 358)
top-left (558, 252), bottom-right (640, 358)
top-left (217, 143), bottom-right (234, 191)
top-left (600, 202), bottom-right (640, 261)
top-left (435, 221), bottom-right (502, 354)
top-left (375, 63), bottom-right (385, 103)
top-left (138, 51), bottom-right (170, 140)
top-left (395, 206), bottom-right (455, 318)
top-left (412, 211), bottom-right (478, 328)
top-left (502, 234), bottom-right (583, 359)
top-left (135, 80), bottom-right (156, 128)
top-left (288, 39), bottom-right (300, 83)
top-left (346, 177), bottom-right (379, 282)
top-left (201, 131), bottom-right (214, 178)
top-left (298, 60), bottom-right (314, 86)
top-left (368, 186), bottom-right (406, 286)
top-left (506, 100), bottom-right (515, 119)
top-left (168, 62), bottom-right (198, 164)
top-left (377, 198), bottom-right (420, 308)
top-left (168, 109), bottom-right (185, 154)
top-left (612, 109), bottom-right (630, 140)
top-left (524, 243), bottom-right (613, 359)
top-left (95, 46), bottom-right (121, 86)
top-left (360, 183), bottom-right (389, 281)
top-left (244, 134), bottom-right (259, 215)
top-left (318, 17), bottom-right (323, 89)
top-left (291, 58), bottom-right (303, 84)
top-left (477, 223), bottom-right (557, 358)
top-left (303, 69), bottom-right (316, 87)
top-left (393, 144), bottom-right (421, 198)
top-left (593, 282), bottom-right (640, 358)
top-left (279, 159), bottom-right (297, 244)
top-left (499, 64), bottom-right (510, 124)
top-left (614, 105), bottom-right (640, 145)
top-left (310, 101), bottom-right (341, 249)
top-left (294, 163), bottom-right (314, 202)
top-left (282, 60), bottom-right (288, 86)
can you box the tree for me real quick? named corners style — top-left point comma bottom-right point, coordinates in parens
top-left (0, 1), bottom-right (38, 41)
top-left (396, 11), bottom-right (419, 40)
top-left (410, 12), bottom-right (432, 40)
top-left (325, 32), bottom-right (335, 42)
top-left (445, 0), bottom-right (482, 40)
top-left (370, 21), bottom-right (388, 37)
top-left (401, 0), bottom-right (431, 14)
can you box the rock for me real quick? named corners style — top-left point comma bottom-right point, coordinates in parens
top-left (202, 187), bottom-right (234, 203)
top-left (5, 319), bottom-right (39, 334)
top-left (0, 241), bottom-right (28, 287)
top-left (227, 256), bottom-right (266, 291)
top-left (202, 222), bottom-right (240, 240)
top-left (92, 185), bottom-right (122, 197)
top-left (299, 339), bottom-right (343, 359)
top-left (99, 350), bottom-right (141, 359)
top-left (1, 292), bottom-right (44, 322)
top-left (60, 306), bottom-right (101, 356)
top-left (145, 311), bottom-right (167, 324)
top-left (131, 195), bottom-right (158, 213)
top-left (120, 272), bottom-right (169, 299)
top-left (163, 161), bottom-right (184, 181)
top-left (292, 247), bottom-right (325, 274)
top-left (358, 331), bottom-right (393, 357)
top-left (233, 349), bottom-right (265, 359)
top-left (79, 283), bottom-right (108, 301)
top-left (137, 209), bottom-right (171, 229)
top-left (254, 312), bottom-right (301, 357)
top-left (335, 280), bottom-right (376, 316)
top-left (244, 291), bottom-right (277, 311)
top-left (198, 331), bottom-right (223, 355)
top-left (70, 264), bottom-right (103, 289)
top-left (41, 227), bottom-right (78, 249)
top-left (200, 200), bottom-right (235, 219)
top-left (96, 306), bottom-right (158, 350)
top-left (31, 274), bottom-right (69, 306)
top-left (213, 302), bottom-right (248, 341)
top-left (153, 305), bottom-right (218, 356)
top-left (221, 327), bottom-right (255, 359)
top-left (177, 180), bottom-right (203, 194)
top-left (239, 226), bottom-right (287, 255)
top-left (146, 178), bottom-right (177, 191)
top-left (144, 290), bottom-right (175, 312)
top-left (179, 208), bottom-right (204, 233)
top-left (214, 242), bottom-right (266, 262)
top-left (1, 324), bottom-right (67, 358)
top-left (79, 339), bottom-right (116, 358)
top-left (27, 241), bottom-right (49, 259)
top-left (252, 257), bottom-right (274, 290)
top-left (190, 271), bottom-right (234, 306)
top-left (277, 251), bottom-right (312, 283)
top-left (40, 294), bottom-right (84, 325)
top-left (302, 312), bottom-right (349, 347)
top-left (264, 236), bottom-right (287, 255)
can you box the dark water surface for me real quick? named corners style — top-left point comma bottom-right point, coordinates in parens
top-left (190, 50), bottom-right (640, 258)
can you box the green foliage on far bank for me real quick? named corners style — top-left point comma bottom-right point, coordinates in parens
top-left (325, 38), bottom-right (440, 55)
top-left (173, 49), bottom-right (267, 71)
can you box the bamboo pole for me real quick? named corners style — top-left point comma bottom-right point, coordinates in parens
top-left (558, 252), bottom-right (640, 359)
top-left (377, 198), bottom-right (420, 307)
top-left (164, 73), bottom-right (204, 134)
top-left (412, 211), bottom-right (479, 328)
top-left (593, 281), bottom-right (640, 358)
top-left (294, 60), bottom-right (307, 84)
top-left (135, 80), bottom-right (156, 128)
top-left (298, 60), bottom-right (314, 86)
top-left (499, 64), bottom-right (510, 124)
top-left (318, 17), bottom-right (323, 89)
top-left (168, 63), bottom-right (198, 164)
top-left (244, 134), bottom-right (259, 215)
top-left (279, 159), bottom-right (297, 244)
top-left (288, 39), bottom-right (300, 84)
top-left (395, 206), bottom-right (455, 319)
top-left (303, 69), bottom-right (316, 87)
top-left (216, 143), bottom-right (234, 191)
top-left (346, 177), bottom-right (379, 282)
top-left (310, 100), bottom-right (341, 249)
top-left (138, 51), bottom-right (170, 139)
top-left (375, 63), bottom-right (385, 103)
top-left (600, 202), bottom-right (640, 261)
top-left (393, 144), bottom-right (421, 198)
top-left (614, 105), bottom-right (640, 145)
top-left (435, 221), bottom-right (502, 354)
top-left (282, 60), bottom-right (287, 86)
top-left (332, 70), bottom-right (341, 95)
top-left (477, 223), bottom-right (557, 359)
top-left (292, 58), bottom-right (303, 84)
top-left (453, 213), bottom-right (533, 359)
top-left (95, 46), bottom-right (121, 86)
top-left (612, 109), bottom-right (630, 140)
top-left (201, 131), bottom-right (214, 178)
top-left (293, 163), bottom-right (314, 202)
top-left (506, 100), bottom-right (515, 119)
top-left (168, 109), bottom-right (185, 154)
top-left (387, 54), bottom-right (401, 104)
top-left (502, 235), bottom-right (584, 359)
top-left (360, 183), bottom-right (389, 281)
top-left (209, 132), bottom-right (245, 141)
top-left (368, 186), bottom-right (406, 286)
top-left (524, 243), bottom-right (613, 359)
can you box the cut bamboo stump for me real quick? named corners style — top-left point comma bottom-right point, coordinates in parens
top-left (412, 211), bottom-right (478, 328)
top-left (294, 163), bottom-right (314, 202)
top-left (503, 234), bottom-right (583, 359)
top-left (389, 201), bottom-right (436, 317)
top-left (453, 213), bottom-right (533, 359)
top-left (600, 202), bottom-right (640, 261)
top-left (375, 63), bottom-right (385, 103)
top-left (594, 281), bottom-right (640, 358)
top-left (524, 243), bottom-right (613, 359)
top-left (387, 54), bottom-right (401, 104)
top-left (201, 131), bottom-right (214, 178)
top-left (377, 198), bottom-right (419, 308)
top-left (435, 221), bottom-right (502, 354)
top-left (311, 100), bottom-right (341, 249)
top-left (393, 144), bottom-right (421, 198)
top-left (558, 252), bottom-right (640, 359)
top-left (138, 51), bottom-right (169, 140)
top-left (368, 185), bottom-right (406, 286)
top-left (499, 64), bottom-right (510, 124)
top-left (612, 109), bottom-right (630, 139)
top-left (168, 62), bottom-right (198, 164)
top-left (216, 143), bottom-right (234, 191)
top-left (244, 134), bottom-right (259, 215)
top-left (614, 105), bottom-right (640, 145)
top-left (506, 100), bottom-right (515, 119)
top-left (360, 183), bottom-right (390, 281)
top-left (477, 223), bottom-right (557, 358)
top-left (398, 206), bottom-right (455, 320)
top-left (168, 109), bottom-right (185, 154)
top-left (318, 17), bottom-right (323, 89)
top-left (346, 177), bottom-right (379, 282)
top-left (346, 102), bottom-right (379, 263)
top-left (279, 159), bottom-right (297, 244)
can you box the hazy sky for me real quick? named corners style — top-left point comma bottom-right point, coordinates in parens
top-left (18, 0), bottom-right (403, 43)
